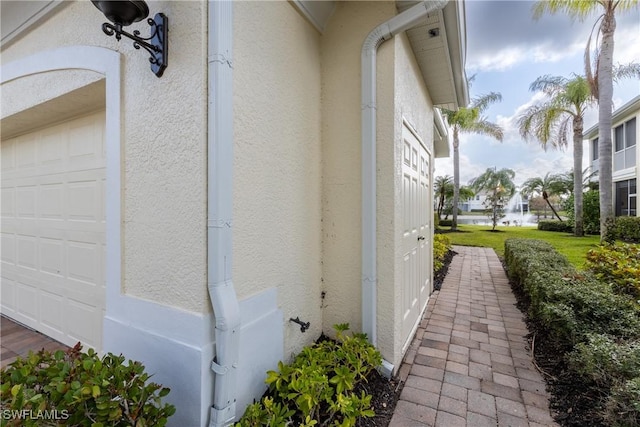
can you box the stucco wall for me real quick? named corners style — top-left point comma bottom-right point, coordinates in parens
top-left (387, 33), bottom-right (436, 366)
top-left (233, 1), bottom-right (323, 358)
top-left (320, 1), bottom-right (396, 350)
top-left (1, 1), bottom-right (210, 313)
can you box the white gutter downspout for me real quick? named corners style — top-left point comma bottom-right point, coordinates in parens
top-left (208, 1), bottom-right (240, 426)
top-left (361, 0), bottom-right (448, 376)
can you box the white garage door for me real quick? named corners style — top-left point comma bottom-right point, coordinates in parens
top-left (1, 111), bottom-right (106, 351)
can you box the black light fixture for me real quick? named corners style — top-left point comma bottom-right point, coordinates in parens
top-left (92, 1), bottom-right (168, 77)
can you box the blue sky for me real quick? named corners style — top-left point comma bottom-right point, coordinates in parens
top-left (434, 0), bottom-right (640, 187)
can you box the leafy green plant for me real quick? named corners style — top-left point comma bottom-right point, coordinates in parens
top-left (563, 190), bottom-right (600, 235)
top-left (236, 324), bottom-right (381, 427)
top-left (613, 217), bottom-right (640, 243)
top-left (0, 344), bottom-right (175, 427)
top-left (586, 243), bottom-right (640, 300)
top-left (433, 234), bottom-right (452, 273)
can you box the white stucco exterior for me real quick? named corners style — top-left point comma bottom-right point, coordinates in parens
top-left (1, 1), bottom-right (467, 425)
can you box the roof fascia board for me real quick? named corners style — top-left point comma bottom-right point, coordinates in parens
top-left (1, 1), bottom-right (68, 47)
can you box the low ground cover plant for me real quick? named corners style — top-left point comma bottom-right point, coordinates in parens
top-left (0, 344), bottom-right (175, 427)
top-left (433, 234), bottom-right (452, 273)
top-left (236, 324), bottom-right (381, 427)
top-left (504, 238), bottom-right (640, 426)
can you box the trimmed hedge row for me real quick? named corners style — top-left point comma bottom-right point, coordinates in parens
top-left (537, 220), bottom-right (573, 233)
top-left (504, 238), bottom-right (640, 425)
top-left (614, 216), bottom-right (640, 243)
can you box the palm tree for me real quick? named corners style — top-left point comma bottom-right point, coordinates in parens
top-left (470, 168), bottom-right (516, 231)
top-left (521, 173), bottom-right (565, 221)
top-left (533, 0), bottom-right (640, 241)
top-left (434, 175), bottom-right (453, 220)
top-left (517, 74), bottom-right (593, 236)
top-left (441, 92), bottom-right (504, 231)
top-left (557, 167), bottom-right (599, 194)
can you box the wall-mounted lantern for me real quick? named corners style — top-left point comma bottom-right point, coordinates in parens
top-left (92, 1), bottom-right (168, 77)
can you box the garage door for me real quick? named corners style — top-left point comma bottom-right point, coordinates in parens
top-left (1, 111), bottom-right (106, 351)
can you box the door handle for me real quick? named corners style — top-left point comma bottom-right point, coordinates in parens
top-left (417, 235), bottom-right (425, 241)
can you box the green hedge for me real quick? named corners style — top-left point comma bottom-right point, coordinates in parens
top-left (504, 238), bottom-right (640, 425)
top-left (614, 216), bottom-right (640, 243)
top-left (537, 220), bottom-right (573, 233)
top-left (438, 219), bottom-right (452, 227)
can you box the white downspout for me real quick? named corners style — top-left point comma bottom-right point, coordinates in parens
top-left (208, 1), bottom-right (240, 426)
top-left (361, 0), bottom-right (448, 376)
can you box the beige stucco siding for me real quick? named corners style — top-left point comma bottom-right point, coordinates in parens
top-left (321, 1), bottom-right (397, 350)
top-left (233, 1), bottom-right (323, 357)
top-left (387, 33), bottom-right (435, 367)
top-left (1, 1), bottom-right (210, 313)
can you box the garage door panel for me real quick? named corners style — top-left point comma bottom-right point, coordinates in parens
top-left (16, 185), bottom-right (37, 218)
top-left (40, 238), bottom-right (64, 276)
top-left (16, 235), bottom-right (38, 270)
top-left (1, 187), bottom-right (15, 217)
top-left (68, 180), bottom-right (101, 221)
top-left (40, 291), bottom-right (64, 333)
top-left (15, 135), bottom-right (37, 168)
top-left (1, 233), bottom-right (16, 264)
top-left (1, 111), bottom-right (106, 351)
top-left (39, 128), bottom-right (66, 166)
top-left (16, 282), bottom-right (38, 320)
top-left (40, 183), bottom-right (64, 219)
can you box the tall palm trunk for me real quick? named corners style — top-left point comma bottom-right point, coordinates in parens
top-left (573, 116), bottom-right (584, 236)
top-left (598, 11), bottom-right (615, 241)
top-left (451, 128), bottom-right (460, 231)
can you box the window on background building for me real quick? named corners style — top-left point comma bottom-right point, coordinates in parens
top-left (615, 179), bottom-right (637, 216)
top-left (592, 138), bottom-right (599, 161)
top-left (614, 118), bottom-right (637, 171)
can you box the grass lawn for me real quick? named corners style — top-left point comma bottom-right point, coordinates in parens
top-left (440, 224), bottom-right (601, 269)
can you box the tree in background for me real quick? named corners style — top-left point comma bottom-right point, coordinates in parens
top-left (470, 168), bottom-right (516, 231)
top-left (517, 74), bottom-right (593, 236)
top-left (435, 175), bottom-right (475, 220)
top-left (441, 91), bottom-right (503, 231)
top-left (521, 172), bottom-right (565, 222)
top-left (534, 0), bottom-right (640, 241)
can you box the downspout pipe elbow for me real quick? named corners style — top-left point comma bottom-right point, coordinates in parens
top-left (360, 0), bottom-right (448, 364)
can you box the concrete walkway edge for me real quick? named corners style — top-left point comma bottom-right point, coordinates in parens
top-left (390, 246), bottom-right (559, 427)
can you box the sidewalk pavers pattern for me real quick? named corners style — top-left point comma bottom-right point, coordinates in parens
top-left (390, 246), bottom-right (559, 427)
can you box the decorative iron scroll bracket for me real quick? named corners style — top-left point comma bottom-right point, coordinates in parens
top-left (102, 13), bottom-right (168, 77)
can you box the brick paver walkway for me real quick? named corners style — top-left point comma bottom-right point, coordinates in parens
top-left (390, 246), bottom-right (559, 427)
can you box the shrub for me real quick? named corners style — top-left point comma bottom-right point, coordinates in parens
top-left (607, 377), bottom-right (640, 427)
top-left (433, 234), bottom-right (452, 273)
top-left (438, 219), bottom-right (452, 227)
top-left (537, 220), bottom-right (573, 232)
top-left (505, 239), bottom-right (640, 346)
top-left (614, 217), bottom-right (640, 243)
top-left (505, 238), bottom-right (640, 426)
top-left (538, 220), bottom-right (572, 233)
top-left (0, 344), bottom-right (175, 427)
top-left (236, 324), bottom-right (381, 426)
top-left (586, 243), bottom-right (640, 300)
top-left (563, 190), bottom-right (600, 234)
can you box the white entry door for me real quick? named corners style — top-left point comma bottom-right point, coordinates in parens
top-left (1, 111), bottom-right (106, 351)
top-left (401, 123), bottom-right (431, 349)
